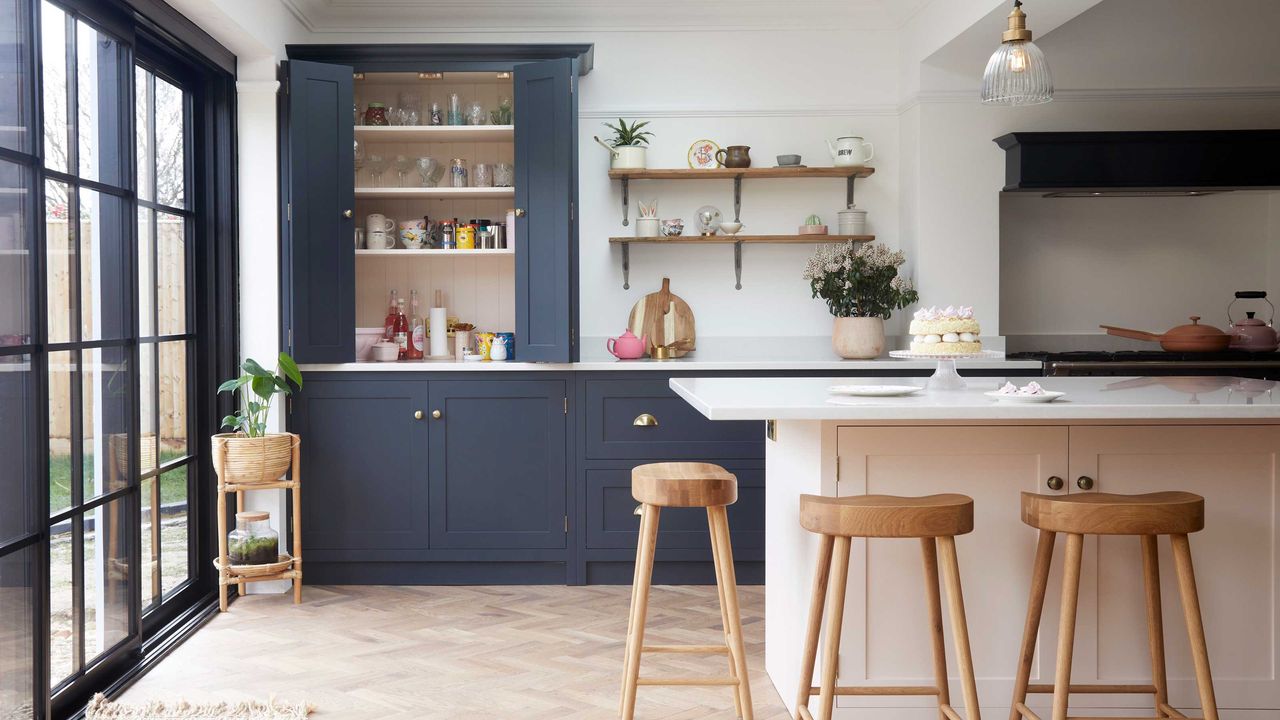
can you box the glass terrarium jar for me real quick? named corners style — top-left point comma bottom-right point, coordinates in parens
top-left (228, 511), bottom-right (279, 565)
top-left (364, 102), bottom-right (389, 126)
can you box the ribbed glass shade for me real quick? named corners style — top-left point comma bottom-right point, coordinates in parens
top-left (981, 40), bottom-right (1053, 105)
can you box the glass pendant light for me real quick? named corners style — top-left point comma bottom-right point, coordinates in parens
top-left (981, 0), bottom-right (1053, 106)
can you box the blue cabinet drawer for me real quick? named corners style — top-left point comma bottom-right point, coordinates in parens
top-left (585, 464), bottom-right (764, 551)
top-left (583, 378), bottom-right (762, 459)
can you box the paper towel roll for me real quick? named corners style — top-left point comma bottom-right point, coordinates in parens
top-left (429, 307), bottom-right (448, 358)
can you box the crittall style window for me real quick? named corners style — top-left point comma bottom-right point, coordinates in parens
top-left (0, 0), bottom-right (235, 717)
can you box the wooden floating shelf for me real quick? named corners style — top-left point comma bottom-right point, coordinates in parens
top-left (609, 234), bottom-right (874, 245)
top-left (608, 166), bottom-right (874, 180)
top-left (356, 248), bottom-right (513, 256)
top-left (355, 124), bottom-right (513, 143)
top-left (355, 186), bottom-right (513, 199)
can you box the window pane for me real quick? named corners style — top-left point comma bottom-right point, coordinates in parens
top-left (79, 189), bottom-right (129, 341)
top-left (134, 67), bottom-right (152, 203)
top-left (159, 467), bottom-right (189, 594)
top-left (82, 346), bottom-right (131, 503)
top-left (0, 159), bottom-right (30, 344)
top-left (75, 19), bottom-right (123, 186)
top-left (40, 1), bottom-right (68, 174)
top-left (84, 497), bottom-right (131, 662)
top-left (154, 76), bottom-right (184, 208)
top-left (157, 212), bottom-right (185, 334)
top-left (139, 342), bottom-right (155, 473)
top-left (44, 178), bottom-right (72, 344)
top-left (49, 521), bottom-right (73, 687)
top-left (0, 355), bottom-right (34, 544)
top-left (136, 207), bottom-right (153, 337)
top-left (0, 0), bottom-right (31, 153)
top-left (48, 349), bottom-right (72, 517)
top-left (0, 544), bottom-right (36, 719)
top-left (159, 340), bottom-right (186, 459)
top-left (140, 476), bottom-right (156, 609)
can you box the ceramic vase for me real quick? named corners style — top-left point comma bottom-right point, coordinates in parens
top-left (832, 316), bottom-right (885, 359)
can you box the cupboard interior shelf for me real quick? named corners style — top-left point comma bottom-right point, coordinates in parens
top-left (355, 186), bottom-right (514, 199)
top-left (356, 248), bottom-right (513, 256)
top-left (611, 235), bottom-right (875, 291)
top-left (355, 125), bottom-right (514, 143)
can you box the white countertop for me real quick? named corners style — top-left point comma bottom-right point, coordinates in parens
top-left (669, 376), bottom-right (1280, 421)
top-left (301, 336), bottom-right (1043, 372)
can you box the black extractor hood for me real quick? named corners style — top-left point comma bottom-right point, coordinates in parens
top-left (994, 130), bottom-right (1280, 196)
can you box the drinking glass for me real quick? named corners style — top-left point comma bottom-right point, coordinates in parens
top-left (367, 154), bottom-right (389, 186)
top-left (466, 101), bottom-right (486, 126)
top-left (416, 157), bottom-right (441, 187)
top-left (354, 139), bottom-right (366, 184)
top-left (472, 163), bottom-right (493, 188)
top-left (494, 162), bottom-right (514, 187)
top-left (394, 155), bottom-right (415, 187)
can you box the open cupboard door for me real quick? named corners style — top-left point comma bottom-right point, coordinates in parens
top-left (283, 60), bottom-right (356, 363)
top-left (515, 58), bottom-right (578, 362)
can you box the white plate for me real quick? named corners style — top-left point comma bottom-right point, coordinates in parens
top-left (828, 384), bottom-right (923, 397)
top-left (984, 390), bottom-right (1065, 403)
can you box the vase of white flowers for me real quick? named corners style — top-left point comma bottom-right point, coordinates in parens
top-left (803, 241), bottom-right (919, 359)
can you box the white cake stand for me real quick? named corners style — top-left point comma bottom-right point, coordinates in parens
top-left (888, 350), bottom-right (1003, 391)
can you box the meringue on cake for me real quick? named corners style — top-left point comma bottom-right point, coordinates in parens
top-left (909, 306), bottom-right (982, 355)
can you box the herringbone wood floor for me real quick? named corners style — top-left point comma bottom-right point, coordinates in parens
top-left (120, 585), bottom-right (791, 719)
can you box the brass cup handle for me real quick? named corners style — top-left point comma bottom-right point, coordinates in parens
top-left (514, 208), bottom-right (527, 218)
top-left (343, 209), bottom-right (353, 218)
top-left (1076, 475), bottom-right (1095, 491)
top-left (1046, 476), bottom-right (1064, 491)
top-left (432, 410), bottom-right (442, 419)
top-left (633, 413), bottom-right (658, 427)
top-left (414, 410), bottom-right (424, 420)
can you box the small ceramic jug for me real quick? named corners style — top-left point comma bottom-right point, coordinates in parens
top-left (715, 145), bottom-right (751, 168)
top-left (490, 335), bottom-right (509, 361)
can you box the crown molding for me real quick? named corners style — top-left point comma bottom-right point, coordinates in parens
top-left (580, 104), bottom-right (901, 120)
top-left (901, 85), bottom-right (1280, 113)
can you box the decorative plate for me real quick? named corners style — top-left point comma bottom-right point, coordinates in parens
top-left (688, 139), bottom-right (722, 169)
top-left (983, 390), bottom-right (1066, 403)
top-left (828, 384), bottom-right (923, 397)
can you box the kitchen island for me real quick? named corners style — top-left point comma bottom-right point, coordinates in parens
top-left (669, 376), bottom-right (1280, 719)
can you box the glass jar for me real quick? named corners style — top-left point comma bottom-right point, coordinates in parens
top-left (447, 93), bottom-right (463, 126)
top-left (365, 102), bottom-right (389, 126)
top-left (227, 511), bottom-right (278, 565)
top-left (494, 162), bottom-right (514, 187)
top-left (449, 158), bottom-right (468, 188)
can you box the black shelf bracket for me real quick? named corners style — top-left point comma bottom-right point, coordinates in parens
top-left (620, 177), bottom-right (630, 226)
top-left (846, 176), bottom-right (856, 209)
top-left (733, 240), bottom-right (743, 290)
top-left (621, 242), bottom-right (631, 289)
top-left (733, 176), bottom-right (743, 223)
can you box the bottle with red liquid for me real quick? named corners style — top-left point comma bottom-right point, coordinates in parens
top-left (394, 299), bottom-right (409, 359)
top-left (406, 289), bottom-right (425, 360)
top-left (383, 289), bottom-right (399, 342)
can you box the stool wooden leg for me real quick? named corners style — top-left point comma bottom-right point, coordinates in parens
top-left (621, 504), bottom-right (660, 720)
top-left (711, 505), bottom-right (754, 720)
top-left (818, 536), bottom-right (852, 720)
top-left (1051, 533), bottom-right (1085, 720)
top-left (938, 535), bottom-right (981, 720)
top-left (920, 538), bottom-right (951, 720)
top-left (709, 507), bottom-right (744, 719)
top-left (795, 534), bottom-right (836, 720)
top-left (1140, 535), bottom-right (1169, 715)
top-left (1010, 530), bottom-right (1056, 720)
top-left (619, 506), bottom-right (649, 715)
top-left (1170, 533), bottom-right (1219, 720)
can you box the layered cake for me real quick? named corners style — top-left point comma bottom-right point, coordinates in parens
top-left (909, 306), bottom-right (981, 355)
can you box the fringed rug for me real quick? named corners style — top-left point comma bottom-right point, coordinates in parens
top-left (85, 693), bottom-right (314, 719)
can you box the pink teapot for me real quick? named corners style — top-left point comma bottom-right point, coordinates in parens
top-left (607, 329), bottom-right (648, 360)
top-left (1228, 291), bottom-right (1279, 352)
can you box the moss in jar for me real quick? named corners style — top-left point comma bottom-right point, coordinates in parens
top-left (228, 535), bottom-right (279, 565)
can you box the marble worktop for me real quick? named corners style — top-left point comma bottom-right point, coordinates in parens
top-left (669, 375), bottom-right (1280, 421)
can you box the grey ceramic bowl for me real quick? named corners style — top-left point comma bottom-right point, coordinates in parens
top-left (776, 154), bottom-right (802, 166)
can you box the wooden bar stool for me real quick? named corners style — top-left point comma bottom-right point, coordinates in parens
top-left (619, 462), bottom-right (753, 720)
top-left (1010, 491), bottom-right (1217, 720)
top-left (794, 493), bottom-right (981, 720)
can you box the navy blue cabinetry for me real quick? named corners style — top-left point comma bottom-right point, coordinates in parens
top-left (583, 378), bottom-right (760, 459)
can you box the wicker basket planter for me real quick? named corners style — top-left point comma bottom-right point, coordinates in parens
top-left (211, 433), bottom-right (294, 486)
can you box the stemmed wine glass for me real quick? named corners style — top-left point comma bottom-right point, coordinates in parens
top-left (367, 154), bottom-right (389, 187)
top-left (354, 139), bottom-right (366, 185)
top-left (415, 157), bottom-right (441, 188)
top-left (394, 155), bottom-right (415, 187)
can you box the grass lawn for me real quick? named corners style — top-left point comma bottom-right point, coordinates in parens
top-left (50, 452), bottom-right (189, 513)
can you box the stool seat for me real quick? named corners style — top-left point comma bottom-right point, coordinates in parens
top-left (1021, 491), bottom-right (1205, 535)
top-left (632, 462), bottom-right (738, 508)
top-left (800, 493), bottom-right (974, 538)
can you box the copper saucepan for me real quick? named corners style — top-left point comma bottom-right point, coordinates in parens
top-left (1099, 316), bottom-right (1233, 352)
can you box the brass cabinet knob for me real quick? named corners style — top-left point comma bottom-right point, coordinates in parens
top-left (1076, 475), bottom-right (1095, 491)
top-left (432, 409), bottom-right (442, 419)
top-left (343, 209), bottom-right (353, 218)
top-left (414, 410), bottom-right (424, 420)
top-left (514, 208), bottom-right (527, 218)
top-left (1046, 476), bottom-right (1064, 491)
top-left (632, 413), bottom-right (658, 427)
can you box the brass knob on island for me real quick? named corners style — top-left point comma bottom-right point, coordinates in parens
top-left (1076, 475), bottom-right (1095, 491)
top-left (1046, 476), bottom-right (1064, 491)
top-left (432, 410), bottom-right (442, 419)
top-left (632, 413), bottom-right (658, 427)
top-left (414, 410), bottom-right (423, 420)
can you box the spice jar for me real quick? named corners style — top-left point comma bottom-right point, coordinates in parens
top-left (365, 102), bottom-right (389, 126)
top-left (449, 158), bottom-right (468, 188)
top-left (227, 511), bottom-right (279, 565)
top-left (457, 220), bottom-right (475, 249)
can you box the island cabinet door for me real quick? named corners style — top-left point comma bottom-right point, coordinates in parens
top-left (291, 379), bottom-right (429, 555)
top-left (427, 380), bottom-right (568, 549)
top-left (833, 425), bottom-right (1069, 712)
top-left (1066, 425), bottom-right (1280, 713)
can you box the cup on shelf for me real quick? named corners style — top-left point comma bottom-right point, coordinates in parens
top-left (473, 163), bottom-right (493, 188)
top-left (354, 227), bottom-right (365, 249)
top-left (661, 219), bottom-right (684, 237)
top-left (366, 230), bottom-right (391, 250)
top-left (636, 217), bottom-right (660, 237)
top-left (494, 163), bottom-right (514, 187)
top-left (399, 219), bottom-right (427, 249)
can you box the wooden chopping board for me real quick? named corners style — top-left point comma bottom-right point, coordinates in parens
top-left (627, 277), bottom-right (696, 357)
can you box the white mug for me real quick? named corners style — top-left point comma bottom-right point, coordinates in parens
top-left (365, 213), bottom-right (395, 235)
top-left (366, 230), bottom-right (391, 250)
top-left (830, 136), bottom-right (875, 166)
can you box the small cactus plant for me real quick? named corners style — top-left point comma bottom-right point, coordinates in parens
top-left (804, 214), bottom-right (823, 226)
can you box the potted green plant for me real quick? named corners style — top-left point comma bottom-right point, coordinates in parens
top-left (211, 353), bottom-right (303, 485)
top-left (595, 118), bottom-right (654, 169)
top-left (804, 241), bottom-right (919, 359)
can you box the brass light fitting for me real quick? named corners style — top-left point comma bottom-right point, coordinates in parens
top-left (1002, 0), bottom-right (1033, 43)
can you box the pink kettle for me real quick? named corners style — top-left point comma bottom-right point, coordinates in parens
top-left (607, 329), bottom-right (648, 360)
top-left (1228, 291), bottom-right (1279, 352)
